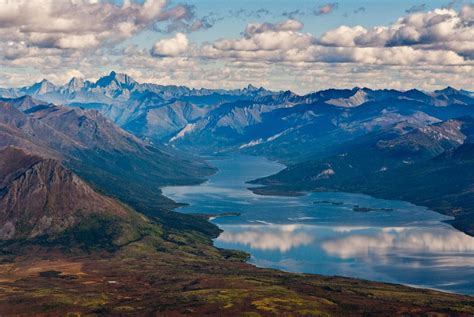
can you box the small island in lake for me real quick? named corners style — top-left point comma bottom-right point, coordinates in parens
top-left (194, 212), bottom-right (241, 220)
top-left (314, 200), bottom-right (345, 206)
top-left (352, 205), bottom-right (394, 212)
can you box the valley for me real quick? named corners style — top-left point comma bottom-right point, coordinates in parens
top-left (1, 73), bottom-right (474, 315)
top-left (1, 0), bottom-right (473, 315)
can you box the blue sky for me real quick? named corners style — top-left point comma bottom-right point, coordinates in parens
top-left (135, 0), bottom-right (454, 45)
top-left (0, 0), bottom-right (472, 93)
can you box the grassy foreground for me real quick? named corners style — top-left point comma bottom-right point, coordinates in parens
top-left (1, 222), bottom-right (473, 316)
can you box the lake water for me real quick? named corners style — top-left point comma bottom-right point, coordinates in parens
top-left (162, 155), bottom-right (474, 295)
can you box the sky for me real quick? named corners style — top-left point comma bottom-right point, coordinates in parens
top-left (0, 0), bottom-right (473, 93)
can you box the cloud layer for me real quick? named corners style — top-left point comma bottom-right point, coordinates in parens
top-left (0, 0), bottom-right (193, 50)
top-left (0, 2), bottom-right (473, 92)
top-left (196, 6), bottom-right (473, 66)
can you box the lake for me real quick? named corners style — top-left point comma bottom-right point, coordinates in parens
top-left (162, 155), bottom-right (474, 295)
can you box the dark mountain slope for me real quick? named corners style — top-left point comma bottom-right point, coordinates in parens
top-left (173, 90), bottom-right (473, 162)
top-left (0, 147), bottom-right (146, 246)
top-left (0, 99), bottom-right (215, 217)
top-left (253, 117), bottom-right (474, 235)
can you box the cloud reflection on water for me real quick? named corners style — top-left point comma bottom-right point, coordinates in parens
top-left (217, 224), bottom-right (313, 252)
top-left (322, 227), bottom-right (474, 260)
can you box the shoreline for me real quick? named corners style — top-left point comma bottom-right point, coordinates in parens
top-left (249, 184), bottom-right (473, 238)
top-left (162, 155), bottom-right (473, 297)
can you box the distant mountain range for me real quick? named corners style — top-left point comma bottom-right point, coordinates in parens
top-left (0, 71), bottom-right (276, 141)
top-left (2, 72), bottom-right (472, 161)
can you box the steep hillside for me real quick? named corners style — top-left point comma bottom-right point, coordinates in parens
top-left (0, 147), bottom-right (152, 247)
top-left (0, 99), bottom-right (215, 216)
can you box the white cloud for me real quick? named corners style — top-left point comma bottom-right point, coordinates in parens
top-left (0, 0), bottom-right (193, 50)
top-left (189, 6), bottom-right (473, 68)
top-left (151, 33), bottom-right (189, 57)
top-left (56, 34), bottom-right (100, 49)
top-left (0, 4), bottom-right (473, 93)
top-left (319, 5), bottom-right (474, 59)
top-left (244, 19), bottom-right (304, 35)
top-left (197, 20), bottom-right (466, 66)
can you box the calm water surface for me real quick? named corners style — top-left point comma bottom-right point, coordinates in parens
top-left (162, 155), bottom-right (474, 295)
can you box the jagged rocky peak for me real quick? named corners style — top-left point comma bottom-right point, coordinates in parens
top-left (0, 147), bottom-right (130, 241)
top-left (95, 71), bottom-right (137, 90)
top-left (435, 86), bottom-right (459, 96)
top-left (245, 84), bottom-right (258, 91)
top-left (67, 76), bottom-right (86, 90)
top-left (28, 78), bottom-right (57, 95)
top-left (243, 83), bottom-right (268, 94)
top-left (326, 88), bottom-right (369, 107)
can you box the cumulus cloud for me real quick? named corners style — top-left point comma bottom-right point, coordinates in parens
top-left (151, 33), bottom-right (189, 57)
top-left (0, 0), bottom-right (198, 50)
top-left (192, 6), bottom-right (472, 68)
top-left (319, 5), bottom-right (474, 59)
top-left (194, 14), bottom-right (468, 66)
top-left (203, 20), bottom-right (311, 53)
top-left (244, 19), bottom-right (304, 35)
top-left (314, 3), bottom-right (339, 16)
top-left (131, 6), bottom-right (471, 91)
top-left (1, 3), bottom-right (473, 93)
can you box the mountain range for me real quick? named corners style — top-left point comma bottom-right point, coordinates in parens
top-left (2, 72), bottom-right (473, 162)
top-left (2, 73), bottom-right (474, 234)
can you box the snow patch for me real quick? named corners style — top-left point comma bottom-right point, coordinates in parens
top-left (239, 139), bottom-right (263, 149)
top-left (316, 168), bottom-right (335, 179)
top-left (169, 123), bottom-right (196, 142)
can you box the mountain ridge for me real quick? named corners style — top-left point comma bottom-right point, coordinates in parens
top-left (2, 72), bottom-right (471, 151)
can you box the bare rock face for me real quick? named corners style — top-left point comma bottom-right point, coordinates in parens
top-left (0, 147), bottom-right (129, 240)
